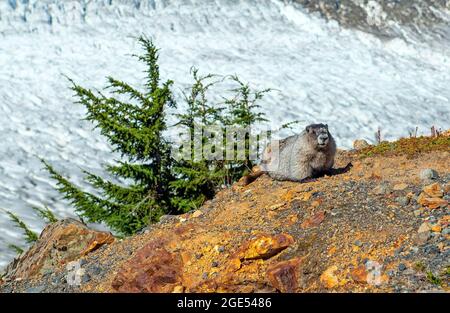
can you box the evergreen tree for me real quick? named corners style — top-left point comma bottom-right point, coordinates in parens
top-left (170, 68), bottom-right (226, 211)
top-left (43, 37), bottom-right (176, 235)
top-left (222, 75), bottom-right (272, 184)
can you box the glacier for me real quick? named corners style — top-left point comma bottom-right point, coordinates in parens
top-left (0, 0), bottom-right (449, 269)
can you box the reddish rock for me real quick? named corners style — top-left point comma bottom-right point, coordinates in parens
top-left (350, 265), bottom-right (368, 284)
top-left (3, 219), bottom-right (114, 280)
top-left (112, 237), bottom-right (183, 293)
top-left (266, 257), bottom-right (302, 292)
top-left (301, 211), bottom-right (326, 229)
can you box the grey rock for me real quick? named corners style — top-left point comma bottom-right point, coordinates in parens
top-left (211, 261), bottom-right (219, 268)
top-left (394, 246), bottom-right (403, 256)
top-left (419, 169), bottom-right (439, 181)
top-left (415, 231), bottom-right (430, 245)
top-left (79, 259), bottom-right (88, 266)
top-left (81, 273), bottom-right (91, 284)
top-left (25, 285), bottom-right (46, 293)
top-left (423, 244), bottom-right (439, 255)
top-left (396, 196), bottom-right (410, 206)
top-left (373, 184), bottom-right (389, 195)
top-left (91, 266), bottom-right (102, 276)
top-left (158, 215), bottom-right (177, 223)
top-left (398, 263), bottom-right (407, 271)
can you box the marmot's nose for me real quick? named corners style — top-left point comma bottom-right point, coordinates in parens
top-left (318, 134), bottom-right (328, 142)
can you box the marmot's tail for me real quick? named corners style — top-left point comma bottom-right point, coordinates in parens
top-left (241, 170), bottom-right (266, 186)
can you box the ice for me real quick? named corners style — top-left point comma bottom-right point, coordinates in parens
top-left (0, 0), bottom-right (449, 269)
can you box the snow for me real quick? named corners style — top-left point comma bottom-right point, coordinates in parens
top-left (0, 0), bottom-right (449, 269)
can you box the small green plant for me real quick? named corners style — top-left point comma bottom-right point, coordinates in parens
top-left (426, 271), bottom-right (442, 286)
top-left (414, 261), bottom-right (426, 272)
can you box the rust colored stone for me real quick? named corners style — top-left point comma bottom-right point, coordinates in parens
top-left (301, 211), bottom-right (326, 229)
top-left (266, 257), bottom-right (302, 292)
top-left (350, 265), bottom-right (368, 284)
top-left (112, 237), bottom-right (183, 293)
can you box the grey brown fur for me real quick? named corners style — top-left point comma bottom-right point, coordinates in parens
top-left (243, 123), bottom-right (338, 185)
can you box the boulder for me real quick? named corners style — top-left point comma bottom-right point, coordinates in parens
top-left (112, 236), bottom-right (183, 293)
top-left (353, 139), bottom-right (370, 150)
top-left (3, 218), bottom-right (114, 281)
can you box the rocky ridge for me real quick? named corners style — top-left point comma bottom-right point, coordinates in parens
top-left (0, 133), bottom-right (449, 293)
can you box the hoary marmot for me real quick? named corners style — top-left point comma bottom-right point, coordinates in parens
top-left (242, 123), bottom-right (350, 185)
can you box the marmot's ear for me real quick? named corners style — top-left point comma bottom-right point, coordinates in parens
top-left (325, 124), bottom-right (328, 129)
top-left (305, 126), bottom-right (311, 133)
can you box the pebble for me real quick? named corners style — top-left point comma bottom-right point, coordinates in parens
top-left (373, 184), bottom-right (389, 195)
top-left (81, 273), bottom-right (91, 284)
top-left (394, 246), bottom-right (403, 256)
top-left (25, 285), bottom-right (46, 293)
top-left (396, 196), bottom-right (410, 206)
top-left (442, 228), bottom-right (450, 235)
top-left (413, 209), bottom-right (422, 217)
top-left (79, 259), bottom-right (88, 266)
top-left (419, 169), bottom-right (439, 181)
top-left (353, 139), bottom-right (370, 150)
top-left (211, 261), bottom-right (219, 268)
top-left (415, 231), bottom-right (430, 245)
top-left (431, 225), bottom-right (442, 233)
top-left (423, 244), bottom-right (439, 255)
top-left (91, 266), bottom-right (102, 276)
top-left (191, 210), bottom-right (204, 218)
top-left (398, 263), bottom-right (407, 271)
top-left (418, 222), bottom-right (432, 233)
top-left (202, 272), bottom-right (209, 280)
top-left (172, 285), bottom-right (184, 293)
top-left (393, 183), bottom-right (408, 191)
top-left (354, 240), bottom-right (363, 247)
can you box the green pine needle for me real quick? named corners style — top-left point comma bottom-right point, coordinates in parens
top-left (3, 210), bottom-right (38, 244)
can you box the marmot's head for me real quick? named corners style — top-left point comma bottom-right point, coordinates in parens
top-left (305, 123), bottom-right (331, 150)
